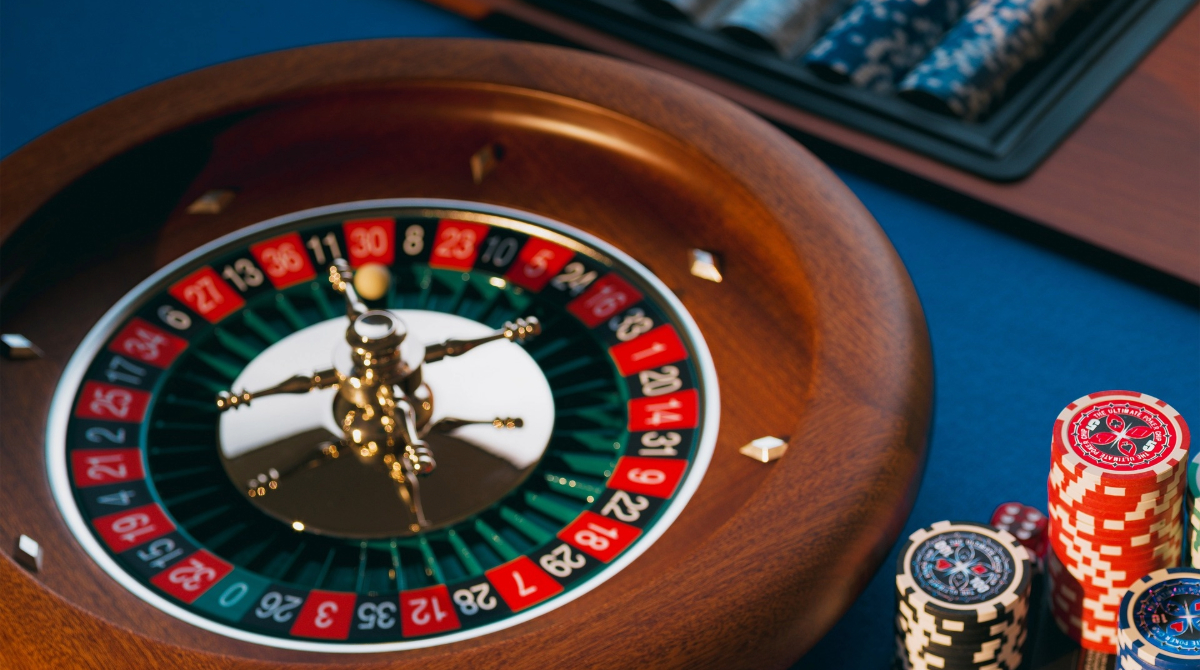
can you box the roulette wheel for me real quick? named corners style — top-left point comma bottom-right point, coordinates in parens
top-left (0, 40), bottom-right (932, 667)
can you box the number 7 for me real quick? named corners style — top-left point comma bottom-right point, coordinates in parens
top-left (512, 571), bottom-right (537, 597)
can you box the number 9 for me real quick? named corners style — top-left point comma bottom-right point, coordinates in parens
top-left (157, 305), bottom-right (192, 330)
top-left (626, 468), bottom-right (666, 485)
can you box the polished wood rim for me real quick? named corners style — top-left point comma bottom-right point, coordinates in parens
top-left (0, 39), bottom-right (931, 668)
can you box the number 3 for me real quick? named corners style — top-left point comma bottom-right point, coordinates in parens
top-left (313, 601), bottom-right (338, 629)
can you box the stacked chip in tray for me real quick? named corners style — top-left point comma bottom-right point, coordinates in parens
top-left (895, 520), bottom-right (1032, 669)
top-left (1046, 391), bottom-right (1191, 653)
top-left (1117, 567), bottom-right (1200, 669)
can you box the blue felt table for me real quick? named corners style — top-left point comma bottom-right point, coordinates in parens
top-left (3, 1), bottom-right (1197, 667)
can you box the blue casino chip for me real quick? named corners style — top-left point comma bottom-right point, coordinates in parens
top-left (804, 0), bottom-right (970, 94)
top-left (896, 0), bottom-right (1092, 121)
top-left (1118, 567), bottom-right (1200, 669)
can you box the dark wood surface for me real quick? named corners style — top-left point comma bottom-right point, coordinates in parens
top-left (424, 0), bottom-right (1200, 285)
top-left (0, 40), bottom-right (932, 668)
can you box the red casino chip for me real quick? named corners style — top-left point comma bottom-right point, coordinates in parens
top-left (1051, 458), bottom-right (1184, 495)
top-left (1046, 484), bottom-right (1182, 521)
top-left (1051, 530), bottom-right (1180, 571)
top-left (1049, 591), bottom-right (1118, 646)
top-left (1051, 531), bottom-right (1182, 567)
top-left (1050, 453), bottom-right (1187, 497)
top-left (1051, 531), bottom-right (1182, 568)
top-left (1051, 541), bottom-right (1180, 582)
top-left (1048, 510), bottom-right (1183, 548)
top-left (1047, 514), bottom-right (1182, 551)
top-left (1052, 391), bottom-right (1190, 485)
top-left (1058, 561), bottom-right (1179, 596)
top-left (1047, 498), bottom-right (1183, 535)
top-left (1046, 499), bottom-right (1182, 535)
top-left (1049, 463), bottom-right (1185, 503)
top-left (1049, 601), bottom-right (1118, 654)
top-left (1055, 515), bottom-right (1183, 547)
top-left (1049, 507), bottom-right (1182, 540)
top-left (1045, 391), bottom-right (1191, 656)
top-left (1047, 484), bottom-right (1183, 519)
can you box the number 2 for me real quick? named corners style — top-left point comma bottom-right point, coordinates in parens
top-left (601, 490), bottom-right (650, 522)
top-left (85, 427), bottom-right (127, 444)
top-left (89, 387), bottom-right (133, 419)
top-left (410, 596), bottom-right (448, 626)
top-left (182, 276), bottom-right (224, 314)
top-left (550, 262), bottom-right (596, 294)
top-left (86, 453), bottom-right (128, 480)
top-left (452, 584), bottom-right (496, 616)
top-left (434, 226), bottom-right (477, 260)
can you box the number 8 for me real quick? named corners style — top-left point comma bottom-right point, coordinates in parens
top-left (403, 225), bottom-right (424, 255)
top-left (452, 589), bottom-right (478, 615)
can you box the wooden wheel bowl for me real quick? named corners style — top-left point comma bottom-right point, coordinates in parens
top-left (0, 39), bottom-right (931, 669)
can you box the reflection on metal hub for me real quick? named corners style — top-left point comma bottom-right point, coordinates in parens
top-left (217, 262), bottom-right (554, 538)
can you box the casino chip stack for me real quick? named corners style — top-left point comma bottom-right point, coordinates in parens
top-left (894, 521), bottom-right (1032, 669)
top-left (897, 0), bottom-right (1091, 120)
top-left (1189, 451), bottom-right (1199, 568)
top-left (1117, 567), bottom-right (1200, 669)
top-left (1046, 391), bottom-right (1192, 653)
